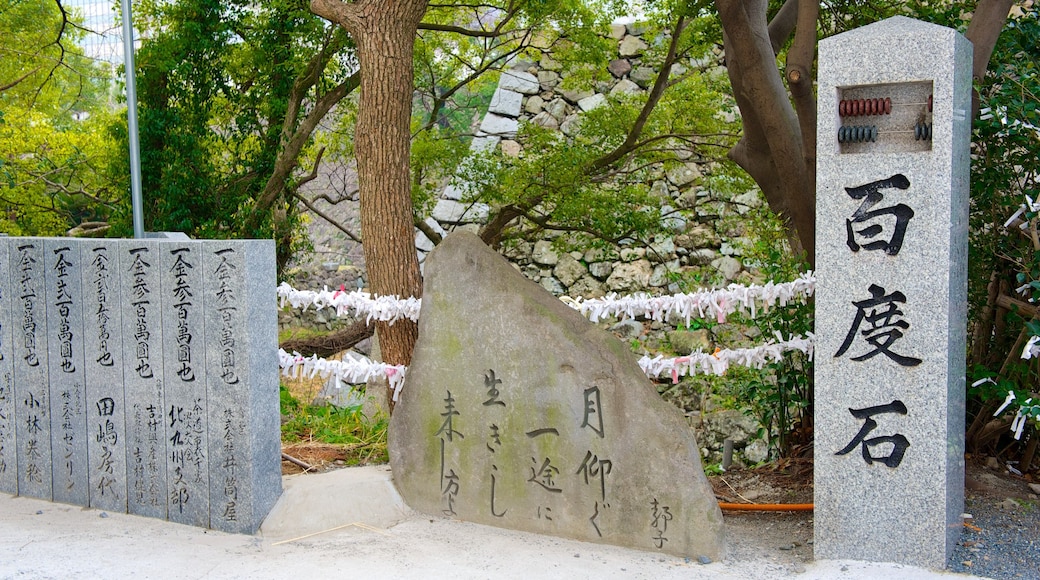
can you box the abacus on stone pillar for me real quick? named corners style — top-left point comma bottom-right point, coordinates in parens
top-left (814, 16), bottom-right (972, 569)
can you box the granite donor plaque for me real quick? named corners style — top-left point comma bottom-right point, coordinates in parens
top-left (814, 17), bottom-right (970, 568)
top-left (0, 242), bottom-right (14, 495)
top-left (0, 237), bottom-right (281, 535)
top-left (203, 241), bottom-right (282, 534)
top-left (390, 232), bottom-right (724, 560)
top-left (81, 241), bottom-right (128, 513)
top-left (12, 240), bottom-right (52, 501)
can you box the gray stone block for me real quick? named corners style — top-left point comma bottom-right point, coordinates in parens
top-left (12, 239), bottom-right (52, 500)
top-left (44, 239), bottom-right (88, 507)
top-left (389, 232), bottom-right (724, 560)
top-left (0, 240), bottom-right (15, 494)
top-left (120, 241), bottom-right (168, 519)
top-left (204, 241), bottom-right (281, 534)
top-left (498, 70), bottom-right (540, 95)
top-left (80, 241), bottom-right (128, 513)
top-left (478, 113), bottom-right (519, 137)
top-left (160, 242), bottom-right (209, 527)
top-left (813, 16), bottom-right (971, 569)
top-left (488, 88), bottom-right (523, 118)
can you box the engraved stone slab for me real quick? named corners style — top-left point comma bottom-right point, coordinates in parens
top-left (44, 239), bottom-right (88, 506)
top-left (120, 241), bottom-right (167, 519)
top-left (81, 241), bottom-right (128, 512)
top-left (161, 242), bottom-right (210, 527)
top-left (0, 240), bottom-right (15, 494)
top-left (390, 232), bottom-right (724, 560)
top-left (204, 241), bottom-right (281, 534)
top-left (12, 239), bottom-right (52, 500)
top-left (814, 16), bottom-right (971, 569)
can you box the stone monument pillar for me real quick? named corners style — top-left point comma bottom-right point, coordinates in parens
top-left (814, 16), bottom-right (971, 568)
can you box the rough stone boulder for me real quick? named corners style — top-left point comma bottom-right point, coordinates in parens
top-left (389, 232), bottom-right (725, 560)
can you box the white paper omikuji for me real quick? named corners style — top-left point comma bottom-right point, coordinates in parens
top-left (278, 272), bottom-right (817, 327)
top-left (278, 349), bottom-right (407, 401)
top-left (637, 333), bottom-right (815, 383)
top-left (277, 282), bottom-right (422, 325)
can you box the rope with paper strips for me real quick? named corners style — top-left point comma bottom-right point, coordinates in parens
top-left (276, 271), bottom-right (816, 326)
top-left (277, 275), bottom-right (817, 395)
top-left (974, 192), bottom-right (1040, 439)
top-left (278, 348), bottom-right (408, 402)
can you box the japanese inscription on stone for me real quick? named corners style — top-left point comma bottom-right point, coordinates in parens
top-left (121, 242), bottom-right (167, 518)
top-left (45, 240), bottom-right (88, 506)
top-left (390, 231), bottom-right (724, 560)
top-left (14, 242), bottom-right (52, 500)
top-left (82, 241), bottom-right (128, 511)
top-left (814, 16), bottom-right (970, 568)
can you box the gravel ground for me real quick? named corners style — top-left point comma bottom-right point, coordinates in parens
top-left (948, 493), bottom-right (1040, 579)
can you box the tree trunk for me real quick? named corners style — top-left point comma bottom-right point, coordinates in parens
top-left (717, 0), bottom-right (816, 266)
top-left (311, 0), bottom-right (427, 411)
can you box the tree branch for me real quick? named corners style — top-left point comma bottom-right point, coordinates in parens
top-left (589, 15), bottom-right (688, 172)
top-left (767, 0), bottom-right (799, 54)
top-left (964, 0), bottom-right (1014, 117)
top-left (785, 0), bottom-right (818, 181)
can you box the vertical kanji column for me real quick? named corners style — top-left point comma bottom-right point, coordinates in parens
top-left (814, 16), bottom-right (971, 568)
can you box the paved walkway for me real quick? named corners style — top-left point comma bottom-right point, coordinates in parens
top-left (0, 467), bottom-right (984, 579)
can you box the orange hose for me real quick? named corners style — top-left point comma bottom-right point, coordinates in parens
top-left (718, 502), bottom-right (814, 511)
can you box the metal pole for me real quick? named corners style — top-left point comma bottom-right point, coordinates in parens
top-left (121, 0), bottom-right (145, 239)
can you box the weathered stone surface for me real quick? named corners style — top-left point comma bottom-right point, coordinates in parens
top-left (666, 163), bottom-right (701, 187)
top-left (560, 87), bottom-right (594, 104)
top-left (500, 140), bottom-right (523, 158)
top-left (539, 54), bottom-right (562, 71)
top-left (499, 70), bottom-right (540, 95)
top-left (537, 70), bottom-right (560, 90)
top-left (588, 261), bottom-right (613, 280)
top-left (120, 241), bottom-right (167, 519)
top-left (814, 16), bottom-right (971, 569)
top-left (470, 135), bottom-right (501, 154)
top-left (568, 275), bottom-right (606, 298)
top-left (530, 111), bottom-right (560, 130)
top-left (630, 66), bottom-right (655, 88)
top-left (203, 241), bottom-right (282, 534)
top-left (578, 93), bottom-right (607, 112)
top-left (525, 95), bottom-right (545, 115)
top-left (606, 260), bottom-right (652, 292)
top-left (667, 329), bottom-right (712, 356)
top-left (389, 232), bottom-right (724, 560)
top-left (80, 241), bottom-right (128, 513)
top-left (711, 256), bottom-right (742, 281)
top-left (44, 239), bottom-right (88, 507)
top-left (608, 58), bottom-right (632, 78)
top-left (610, 79), bottom-right (642, 97)
top-left (531, 240), bottom-right (559, 266)
top-left (546, 98), bottom-right (569, 120)
top-left (160, 242), bottom-right (209, 527)
top-left (479, 113), bottom-right (519, 137)
top-left (432, 199), bottom-right (491, 224)
top-left (618, 35), bottom-right (649, 57)
top-left (0, 241), bottom-right (15, 495)
top-left (560, 114), bottom-right (582, 137)
top-left (488, 88), bottom-right (524, 118)
top-left (553, 254), bottom-right (587, 287)
top-left (13, 240), bottom-right (53, 501)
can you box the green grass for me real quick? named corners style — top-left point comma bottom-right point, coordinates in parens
top-left (280, 385), bottom-right (389, 465)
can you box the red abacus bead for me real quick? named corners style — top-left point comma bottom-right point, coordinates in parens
top-left (928, 94), bottom-right (933, 112)
top-left (840, 100), bottom-right (847, 116)
top-left (884, 97), bottom-right (892, 114)
top-left (870, 99), bottom-right (878, 115)
top-left (854, 99), bottom-right (862, 115)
